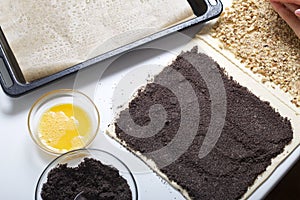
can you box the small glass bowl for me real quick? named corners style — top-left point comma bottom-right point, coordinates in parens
top-left (28, 89), bottom-right (100, 155)
top-left (35, 148), bottom-right (138, 200)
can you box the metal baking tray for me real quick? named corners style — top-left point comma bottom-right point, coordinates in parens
top-left (0, 0), bottom-right (222, 97)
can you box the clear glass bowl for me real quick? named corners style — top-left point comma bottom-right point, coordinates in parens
top-left (35, 148), bottom-right (138, 200)
top-left (28, 89), bottom-right (100, 155)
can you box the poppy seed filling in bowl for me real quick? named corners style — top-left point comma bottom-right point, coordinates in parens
top-left (41, 158), bottom-right (132, 200)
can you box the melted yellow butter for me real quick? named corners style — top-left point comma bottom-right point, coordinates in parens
top-left (38, 103), bottom-right (92, 152)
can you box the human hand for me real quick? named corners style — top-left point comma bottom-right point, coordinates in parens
top-left (270, 0), bottom-right (300, 38)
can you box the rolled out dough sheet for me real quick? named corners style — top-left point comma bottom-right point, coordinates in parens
top-left (0, 0), bottom-right (194, 82)
top-left (105, 39), bottom-right (300, 199)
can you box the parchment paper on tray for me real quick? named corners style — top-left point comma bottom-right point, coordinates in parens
top-left (0, 0), bottom-right (194, 82)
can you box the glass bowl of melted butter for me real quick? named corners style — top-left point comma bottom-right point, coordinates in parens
top-left (28, 89), bottom-right (100, 155)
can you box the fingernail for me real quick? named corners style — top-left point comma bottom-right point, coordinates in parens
top-left (295, 9), bottom-right (300, 17)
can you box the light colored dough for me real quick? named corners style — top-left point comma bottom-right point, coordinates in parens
top-left (0, 0), bottom-right (194, 82)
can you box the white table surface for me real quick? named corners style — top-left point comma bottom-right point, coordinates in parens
top-left (1, 0), bottom-right (300, 199)
top-left (0, 72), bottom-right (187, 200)
top-left (0, 27), bottom-right (203, 200)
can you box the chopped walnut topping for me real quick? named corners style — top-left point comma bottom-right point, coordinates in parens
top-left (211, 0), bottom-right (300, 107)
